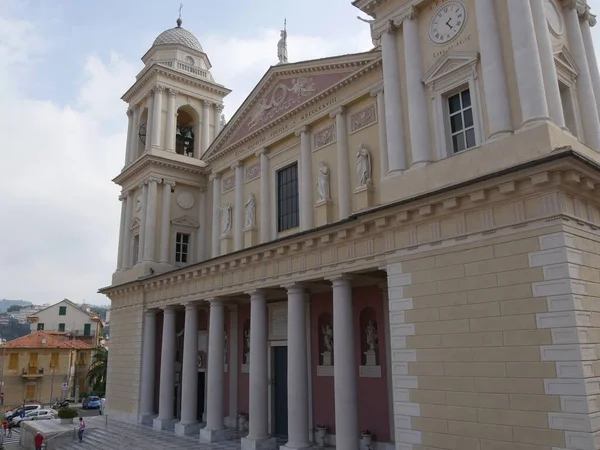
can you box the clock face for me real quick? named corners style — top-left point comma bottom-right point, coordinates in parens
top-left (544, 0), bottom-right (563, 36)
top-left (429, 1), bottom-right (467, 45)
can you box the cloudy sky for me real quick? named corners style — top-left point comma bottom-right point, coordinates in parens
top-left (0, 0), bottom-right (373, 306)
top-left (1, 1), bottom-right (600, 307)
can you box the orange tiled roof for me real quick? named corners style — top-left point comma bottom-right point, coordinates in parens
top-left (5, 331), bottom-right (93, 350)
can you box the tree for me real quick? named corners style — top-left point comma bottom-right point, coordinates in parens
top-left (0, 318), bottom-right (30, 341)
top-left (6, 305), bottom-right (22, 313)
top-left (86, 347), bottom-right (108, 396)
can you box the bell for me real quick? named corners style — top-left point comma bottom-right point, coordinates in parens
top-left (183, 130), bottom-right (193, 146)
top-left (176, 127), bottom-right (182, 137)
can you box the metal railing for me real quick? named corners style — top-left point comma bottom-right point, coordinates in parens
top-left (41, 427), bottom-right (77, 450)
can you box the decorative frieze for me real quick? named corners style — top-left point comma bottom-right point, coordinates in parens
top-left (313, 124), bottom-right (336, 150)
top-left (222, 175), bottom-right (235, 194)
top-left (245, 163), bottom-right (260, 182)
top-left (350, 103), bottom-right (377, 134)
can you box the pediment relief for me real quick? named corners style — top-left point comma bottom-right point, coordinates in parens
top-left (205, 52), bottom-right (381, 160)
top-left (130, 217), bottom-right (140, 230)
top-left (422, 51), bottom-right (480, 89)
top-left (171, 215), bottom-right (199, 228)
top-left (554, 45), bottom-right (579, 82)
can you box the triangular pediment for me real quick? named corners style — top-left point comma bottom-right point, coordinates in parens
top-left (171, 215), bottom-right (199, 228)
top-left (554, 45), bottom-right (579, 81)
top-left (130, 217), bottom-right (140, 230)
top-left (204, 51), bottom-right (381, 160)
top-left (422, 51), bottom-right (480, 87)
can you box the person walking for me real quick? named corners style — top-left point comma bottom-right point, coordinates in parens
top-left (34, 431), bottom-right (44, 450)
top-left (78, 417), bottom-right (86, 443)
top-left (7, 420), bottom-right (12, 438)
top-left (2, 420), bottom-right (7, 437)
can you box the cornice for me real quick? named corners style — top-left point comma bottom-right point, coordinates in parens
top-left (206, 57), bottom-right (382, 163)
top-left (121, 64), bottom-right (232, 104)
top-left (102, 150), bottom-right (600, 301)
top-left (113, 154), bottom-right (208, 186)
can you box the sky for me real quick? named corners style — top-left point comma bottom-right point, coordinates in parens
top-left (1, 1), bottom-right (600, 307)
top-left (0, 0), bottom-right (373, 306)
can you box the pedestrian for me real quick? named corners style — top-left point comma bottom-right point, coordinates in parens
top-left (34, 431), bottom-right (44, 450)
top-left (7, 420), bottom-right (12, 438)
top-left (2, 420), bottom-right (7, 437)
top-left (78, 417), bottom-right (86, 443)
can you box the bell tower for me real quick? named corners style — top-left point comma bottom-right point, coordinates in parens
top-left (111, 16), bottom-right (231, 285)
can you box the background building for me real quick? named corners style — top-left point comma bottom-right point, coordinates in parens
top-left (101, 1), bottom-right (600, 449)
top-left (0, 331), bottom-right (93, 407)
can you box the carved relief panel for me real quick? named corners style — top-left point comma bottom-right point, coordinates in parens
top-left (350, 104), bottom-right (377, 134)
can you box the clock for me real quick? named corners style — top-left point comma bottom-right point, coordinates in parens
top-left (544, 0), bottom-right (563, 37)
top-left (429, 1), bottom-right (467, 45)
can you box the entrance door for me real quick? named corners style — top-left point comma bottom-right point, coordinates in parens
top-left (272, 346), bottom-right (288, 438)
top-left (197, 372), bottom-right (205, 421)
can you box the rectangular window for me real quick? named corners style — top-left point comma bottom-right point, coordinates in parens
top-left (133, 235), bottom-right (140, 265)
top-left (175, 232), bottom-right (190, 264)
top-left (448, 88), bottom-right (476, 154)
top-left (50, 353), bottom-right (59, 368)
top-left (29, 353), bottom-right (38, 368)
top-left (58, 323), bottom-right (65, 332)
top-left (8, 353), bottom-right (18, 370)
top-left (277, 163), bottom-right (299, 232)
top-left (59, 306), bottom-right (66, 316)
top-left (83, 324), bottom-right (91, 336)
top-left (37, 323), bottom-right (44, 331)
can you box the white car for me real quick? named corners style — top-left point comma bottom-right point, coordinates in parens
top-left (12, 409), bottom-right (56, 426)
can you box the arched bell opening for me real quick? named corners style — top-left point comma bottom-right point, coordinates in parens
top-left (176, 105), bottom-right (199, 157)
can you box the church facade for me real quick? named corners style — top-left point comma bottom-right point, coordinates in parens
top-left (100, 1), bottom-right (600, 449)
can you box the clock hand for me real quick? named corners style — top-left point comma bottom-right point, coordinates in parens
top-left (446, 19), bottom-right (453, 29)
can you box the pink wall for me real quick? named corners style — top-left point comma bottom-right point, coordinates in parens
top-left (223, 309), bottom-right (230, 417)
top-left (237, 303), bottom-right (250, 415)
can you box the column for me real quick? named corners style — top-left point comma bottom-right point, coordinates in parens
top-left (403, 10), bottom-right (433, 166)
top-left (565, 3), bottom-right (600, 149)
top-left (143, 179), bottom-right (159, 262)
top-left (331, 107), bottom-right (352, 219)
top-left (330, 275), bottom-right (359, 450)
top-left (165, 89), bottom-right (177, 152)
top-left (227, 305), bottom-right (239, 427)
top-left (145, 96), bottom-right (154, 152)
top-left (138, 309), bottom-right (156, 423)
top-left (215, 104), bottom-right (224, 136)
top-left (129, 105), bottom-right (141, 162)
top-left (176, 302), bottom-right (199, 435)
top-left (234, 161), bottom-right (244, 251)
top-left (151, 85), bottom-right (164, 149)
top-left (116, 193), bottom-right (128, 270)
top-left (137, 183), bottom-right (148, 264)
top-left (257, 149), bottom-right (271, 243)
top-left (159, 181), bottom-right (174, 264)
top-left (197, 186), bottom-right (208, 262)
top-left (202, 100), bottom-right (211, 153)
top-left (297, 126), bottom-right (313, 231)
top-left (581, 12), bottom-right (600, 119)
top-left (241, 291), bottom-right (277, 450)
top-left (371, 87), bottom-right (389, 177)
top-left (474, 0), bottom-right (512, 138)
top-left (283, 285), bottom-right (310, 449)
top-left (211, 173), bottom-right (221, 258)
top-left (508, 0), bottom-right (550, 127)
top-left (153, 307), bottom-right (177, 430)
top-left (124, 109), bottom-right (134, 165)
top-left (200, 299), bottom-right (228, 442)
top-left (380, 25), bottom-right (407, 172)
top-left (531, 0), bottom-right (566, 128)
top-left (122, 193), bottom-right (134, 269)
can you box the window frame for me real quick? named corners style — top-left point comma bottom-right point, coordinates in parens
top-left (58, 323), bottom-right (65, 332)
top-left (8, 353), bottom-right (18, 371)
top-left (83, 323), bottom-right (92, 336)
top-left (174, 232), bottom-right (191, 265)
top-left (422, 51), bottom-right (484, 160)
top-left (37, 323), bottom-right (44, 331)
top-left (554, 46), bottom-right (582, 139)
top-left (170, 216), bottom-right (199, 267)
top-left (444, 87), bottom-right (477, 155)
top-left (275, 162), bottom-right (300, 233)
top-left (58, 306), bottom-right (66, 316)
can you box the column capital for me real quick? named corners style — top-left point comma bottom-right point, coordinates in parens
top-left (167, 88), bottom-right (178, 97)
top-left (131, 104), bottom-right (140, 112)
top-left (255, 147), bottom-right (268, 157)
top-left (180, 300), bottom-right (200, 309)
top-left (327, 274), bottom-right (353, 287)
top-left (370, 85), bottom-right (384, 97)
top-left (563, 0), bottom-right (587, 15)
top-left (215, 103), bottom-right (225, 112)
top-left (294, 125), bottom-right (310, 136)
top-left (126, 108), bottom-right (134, 118)
top-left (231, 160), bottom-right (242, 170)
top-left (118, 192), bottom-right (127, 202)
top-left (329, 106), bottom-right (347, 119)
top-left (144, 177), bottom-right (162, 185)
top-left (247, 289), bottom-right (268, 300)
top-left (282, 283), bottom-right (306, 295)
top-left (209, 171), bottom-right (220, 182)
top-left (161, 305), bottom-right (178, 314)
top-left (405, 6), bottom-right (419, 21)
top-left (163, 179), bottom-right (176, 188)
top-left (582, 9), bottom-right (597, 26)
top-left (152, 84), bottom-right (165, 94)
top-left (207, 297), bottom-right (226, 305)
top-left (201, 99), bottom-right (213, 109)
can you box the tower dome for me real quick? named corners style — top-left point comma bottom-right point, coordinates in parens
top-left (152, 20), bottom-right (203, 53)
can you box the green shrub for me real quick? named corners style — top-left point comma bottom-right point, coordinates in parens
top-left (57, 408), bottom-right (78, 419)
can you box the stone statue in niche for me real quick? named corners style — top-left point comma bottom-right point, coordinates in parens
top-left (218, 203), bottom-right (232, 236)
top-left (321, 324), bottom-right (333, 366)
top-left (244, 329), bottom-right (251, 365)
top-left (364, 320), bottom-right (378, 366)
top-left (317, 162), bottom-right (331, 202)
top-left (244, 193), bottom-right (256, 229)
top-left (356, 143), bottom-right (372, 188)
top-left (220, 114), bottom-right (226, 128)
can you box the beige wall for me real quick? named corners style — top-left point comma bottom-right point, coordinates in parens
top-left (31, 301), bottom-right (97, 336)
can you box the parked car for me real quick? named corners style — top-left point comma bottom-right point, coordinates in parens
top-left (5, 403), bottom-right (42, 421)
top-left (82, 395), bottom-right (101, 409)
top-left (12, 409), bottom-right (55, 426)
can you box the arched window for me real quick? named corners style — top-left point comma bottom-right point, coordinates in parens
top-left (176, 106), bottom-right (199, 157)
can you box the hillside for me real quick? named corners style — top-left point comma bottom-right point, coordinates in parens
top-left (0, 299), bottom-right (31, 312)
